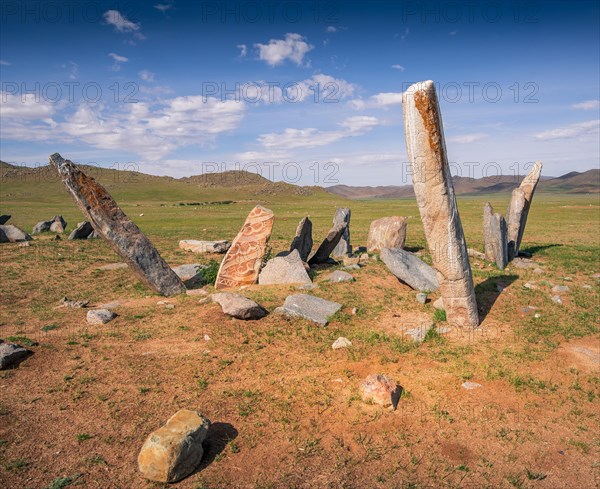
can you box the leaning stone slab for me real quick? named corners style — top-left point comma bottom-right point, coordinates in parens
top-left (279, 294), bottom-right (342, 326)
top-left (360, 374), bottom-right (402, 409)
top-left (308, 224), bottom-right (345, 265)
top-left (215, 205), bottom-right (274, 289)
top-left (483, 203), bottom-right (508, 269)
top-left (0, 341), bottom-right (32, 370)
top-left (332, 208), bottom-right (351, 257)
top-left (32, 220), bottom-right (52, 234)
top-left (211, 292), bottom-right (267, 320)
top-left (179, 240), bottom-right (231, 254)
top-left (50, 153), bottom-right (185, 296)
top-left (367, 216), bottom-right (407, 252)
top-left (403, 80), bottom-right (479, 328)
top-left (380, 247), bottom-right (439, 292)
top-left (0, 215), bottom-right (10, 225)
top-left (68, 221), bottom-right (94, 240)
top-left (258, 249), bottom-right (312, 286)
top-left (138, 409), bottom-right (211, 483)
top-left (0, 224), bottom-right (32, 242)
top-left (506, 161), bottom-right (542, 260)
top-left (289, 217), bottom-right (313, 262)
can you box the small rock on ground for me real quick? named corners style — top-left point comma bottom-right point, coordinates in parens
top-left (551, 295), bottom-right (563, 305)
top-left (86, 309), bottom-right (117, 325)
top-left (433, 297), bottom-right (444, 310)
top-left (360, 374), bottom-right (402, 409)
top-left (552, 285), bottom-right (569, 293)
top-left (0, 341), bottom-right (32, 370)
top-left (211, 293), bottom-right (267, 320)
top-left (462, 381), bottom-right (482, 390)
top-left (332, 337), bottom-right (352, 349)
top-left (323, 270), bottom-right (354, 283)
top-left (416, 292), bottom-right (427, 304)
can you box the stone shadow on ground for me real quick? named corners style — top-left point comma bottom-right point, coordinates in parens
top-left (404, 246), bottom-right (425, 254)
top-left (519, 244), bottom-right (562, 257)
top-left (194, 422), bottom-right (238, 473)
top-left (475, 274), bottom-right (519, 322)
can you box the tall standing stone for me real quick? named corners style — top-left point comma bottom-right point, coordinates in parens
top-left (289, 217), bottom-right (313, 262)
top-left (49, 153), bottom-right (185, 296)
top-left (307, 224), bottom-right (345, 265)
top-left (483, 203), bottom-right (508, 269)
top-left (332, 208), bottom-right (351, 257)
top-left (367, 216), bottom-right (407, 252)
top-left (506, 161), bottom-right (542, 260)
top-left (215, 205), bottom-right (274, 289)
top-left (402, 81), bottom-right (478, 328)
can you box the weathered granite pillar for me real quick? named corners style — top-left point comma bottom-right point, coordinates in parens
top-left (332, 208), bottom-right (351, 257)
top-left (50, 153), bottom-right (185, 296)
top-left (506, 161), bottom-right (542, 260)
top-left (483, 202), bottom-right (508, 269)
top-left (402, 81), bottom-right (479, 328)
top-left (289, 217), bottom-right (313, 262)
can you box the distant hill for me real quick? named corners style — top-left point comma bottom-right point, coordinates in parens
top-left (327, 169), bottom-right (600, 199)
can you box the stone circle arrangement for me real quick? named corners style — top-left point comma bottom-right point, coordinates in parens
top-left (0, 80), bottom-right (543, 483)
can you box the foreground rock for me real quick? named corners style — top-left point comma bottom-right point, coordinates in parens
top-left (402, 80), bottom-right (478, 328)
top-left (483, 202), bottom-right (508, 269)
top-left (86, 309), bottom-right (117, 325)
top-left (278, 294), bottom-right (342, 326)
top-left (307, 224), bottom-right (345, 265)
top-left (211, 292), bottom-right (267, 320)
top-left (49, 215), bottom-right (67, 233)
top-left (171, 263), bottom-right (207, 288)
top-left (179, 240), bottom-right (231, 254)
top-left (0, 341), bottom-right (32, 370)
top-left (332, 337), bottom-right (352, 349)
top-left (367, 216), bottom-right (407, 252)
top-left (360, 374), bottom-right (402, 409)
top-left (138, 409), bottom-right (211, 483)
top-left (0, 224), bottom-right (32, 242)
top-left (380, 248), bottom-right (439, 291)
top-left (323, 270), bottom-right (354, 283)
top-left (506, 161), bottom-right (542, 260)
top-left (32, 220), bottom-right (52, 234)
top-left (258, 249), bottom-right (311, 286)
top-left (332, 208), bottom-right (351, 257)
top-left (288, 217), bottom-right (313, 262)
top-left (50, 153), bottom-right (185, 296)
top-left (215, 205), bottom-right (274, 289)
top-left (68, 221), bottom-right (95, 240)
top-left (0, 215), bottom-right (10, 225)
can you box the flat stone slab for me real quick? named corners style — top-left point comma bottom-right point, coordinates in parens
top-left (381, 247), bottom-right (439, 292)
top-left (323, 270), bottom-right (354, 283)
top-left (211, 292), bottom-right (267, 320)
top-left (179, 240), bottom-right (231, 254)
top-left (87, 309), bottom-right (117, 325)
top-left (279, 294), bottom-right (342, 326)
top-left (0, 342), bottom-right (32, 370)
top-left (258, 249), bottom-right (312, 286)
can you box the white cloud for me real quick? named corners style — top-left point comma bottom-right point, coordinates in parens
top-left (449, 31), bottom-right (458, 36)
top-left (254, 33), bottom-right (314, 66)
top-left (0, 92), bottom-right (56, 119)
top-left (108, 52), bottom-right (128, 71)
top-left (256, 116), bottom-right (381, 151)
top-left (139, 70), bottom-right (155, 82)
top-left (400, 28), bottom-right (410, 41)
top-left (447, 133), bottom-right (489, 144)
top-left (237, 44), bottom-right (247, 57)
top-left (572, 100), bottom-right (600, 110)
top-left (154, 3), bottom-right (173, 13)
top-left (326, 26), bottom-right (338, 33)
top-left (0, 60), bottom-right (10, 66)
top-left (534, 120), bottom-right (600, 141)
top-left (391, 64), bottom-right (405, 71)
top-left (68, 61), bottom-right (78, 80)
top-left (103, 10), bottom-right (141, 32)
top-left (349, 91), bottom-right (403, 110)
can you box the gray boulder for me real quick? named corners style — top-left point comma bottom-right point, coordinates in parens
top-left (32, 220), bottom-right (52, 234)
top-left (50, 215), bottom-right (67, 232)
top-left (259, 249), bottom-right (311, 286)
top-left (171, 263), bottom-right (208, 288)
top-left (0, 215), bottom-right (10, 225)
top-left (0, 224), bottom-right (32, 242)
top-left (381, 248), bottom-right (439, 292)
top-left (87, 309), bottom-right (117, 325)
top-left (323, 270), bottom-right (354, 283)
top-left (0, 341), bottom-right (32, 369)
top-left (278, 294), bottom-right (342, 326)
top-left (68, 221), bottom-right (94, 240)
top-left (211, 292), bottom-right (267, 320)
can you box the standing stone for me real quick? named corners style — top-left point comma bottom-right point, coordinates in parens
top-left (483, 203), bottom-right (508, 269)
top-left (138, 409), bottom-right (211, 483)
top-left (506, 161), bottom-right (543, 260)
top-left (402, 81), bottom-right (479, 328)
top-left (332, 208), bottom-right (351, 257)
top-left (289, 217), bottom-right (313, 262)
top-left (32, 220), bottom-right (52, 234)
top-left (380, 247), bottom-right (439, 292)
top-left (215, 205), bottom-right (274, 289)
top-left (0, 215), bottom-right (11, 225)
top-left (258, 249), bottom-right (312, 285)
top-left (49, 215), bottom-right (67, 233)
top-left (307, 224), bottom-right (345, 265)
top-left (68, 221), bottom-right (94, 240)
top-left (367, 216), bottom-right (407, 252)
top-left (49, 153), bottom-right (185, 296)
top-left (0, 224), bottom-right (32, 242)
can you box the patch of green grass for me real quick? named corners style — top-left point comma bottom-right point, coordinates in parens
top-left (3, 458), bottom-right (30, 471)
top-left (41, 324), bottom-right (59, 332)
top-left (202, 259), bottom-right (220, 286)
top-left (525, 468), bottom-right (547, 481)
top-left (47, 474), bottom-right (80, 489)
top-left (6, 335), bottom-right (36, 346)
top-left (433, 309), bottom-right (446, 322)
top-left (76, 433), bottom-right (92, 443)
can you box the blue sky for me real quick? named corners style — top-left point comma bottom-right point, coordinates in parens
top-left (1, 0), bottom-right (598, 185)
